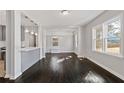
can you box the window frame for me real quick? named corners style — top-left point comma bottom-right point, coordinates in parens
top-left (92, 24), bottom-right (104, 52)
top-left (92, 14), bottom-right (124, 57)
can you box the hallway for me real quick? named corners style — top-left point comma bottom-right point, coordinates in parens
top-left (0, 10), bottom-right (124, 83)
top-left (0, 1), bottom-right (124, 93)
top-left (9, 53), bottom-right (123, 83)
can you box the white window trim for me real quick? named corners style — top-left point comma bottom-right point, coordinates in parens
top-left (92, 13), bottom-right (124, 58)
top-left (92, 24), bottom-right (103, 51)
top-left (75, 33), bottom-right (78, 49)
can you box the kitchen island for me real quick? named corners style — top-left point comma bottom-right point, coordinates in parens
top-left (21, 47), bottom-right (40, 72)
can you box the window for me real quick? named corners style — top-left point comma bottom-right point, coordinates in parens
top-left (52, 37), bottom-right (59, 47)
top-left (105, 17), bottom-right (121, 55)
top-left (92, 15), bottom-right (122, 56)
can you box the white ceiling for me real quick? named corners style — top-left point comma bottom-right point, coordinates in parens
top-left (0, 10), bottom-right (104, 29)
top-left (22, 10), bottom-right (104, 29)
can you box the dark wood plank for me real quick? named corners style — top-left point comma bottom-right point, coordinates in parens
top-left (0, 53), bottom-right (123, 83)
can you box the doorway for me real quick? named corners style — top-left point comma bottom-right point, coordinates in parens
top-left (0, 11), bottom-right (6, 77)
top-left (46, 32), bottom-right (74, 54)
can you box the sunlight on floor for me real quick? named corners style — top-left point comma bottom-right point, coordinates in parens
top-left (50, 57), bottom-right (63, 72)
top-left (50, 55), bottom-right (73, 73)
top-left (84, 71), bottom-right (105, 83)
top-left (57, 58), bottom-right (65, 63)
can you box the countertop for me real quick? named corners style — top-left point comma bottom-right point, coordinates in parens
top-left (21, 47), bottom-right (40, 52)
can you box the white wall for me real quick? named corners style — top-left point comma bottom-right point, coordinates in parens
top-left (59, 35), bottom-right (73, 52)
top-left (74, 27), bottom-right (86, 57)
top-left (45, 30), bottom-right (74, 53)
top-left (42, 29), bottom-right (47, 57)
top-left (73, 31), bottom-right (78, 54)
top-left (84, 10), bottom-right (124, 80)
top-left (6, 10), bottom-right (22, 79)
top-left (0, 41), bottom-right (6, 48)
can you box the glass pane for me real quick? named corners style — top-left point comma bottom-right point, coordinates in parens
top-left (95, 25), bottom-right (103, 52)
top-left (107, 18), bottom-right (121, 55)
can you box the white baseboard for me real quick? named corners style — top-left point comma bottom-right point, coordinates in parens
top-left (5, 74), bottom-right (10, 79)
top-left (87, 57), bottom-right (124, 81)
top-left (74, 52), bottom-right (85, 58)
top-left (10, 72), bottom-right (22, 80)
top-left (46, 51), bottom-right (74, 54)
top-left (77, 55), bottom-right (85, 58)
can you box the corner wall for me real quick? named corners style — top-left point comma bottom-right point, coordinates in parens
top-left (75, 26), bottom-right (86, 57)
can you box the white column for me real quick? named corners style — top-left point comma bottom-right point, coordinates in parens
top-left (73, 31), bottom-right (78, 54)
top-left (5, 10), bottom-right (11, 78)
top-left (38, 25), bottom-right (43, 59)
top-left (6, 10), bottom-right (22, 79)
top-left (42, 29), bottom-right (46, 57)
top-left (75, 26), bottom-right (86, 57)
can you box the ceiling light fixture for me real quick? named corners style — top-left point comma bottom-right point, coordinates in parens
top-left (61, 10), bottom-right (70, 15)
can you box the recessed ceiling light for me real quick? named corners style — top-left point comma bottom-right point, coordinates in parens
top-left (35, 33), bottom-right (38, 36)
top-left (25, 29), bottom-right (29, 33)
top-left (31, 32), bottom-right (34, 35)
top-left (61, 10), bottom-right (70, 15)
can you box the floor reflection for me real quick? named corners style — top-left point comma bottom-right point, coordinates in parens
top-left (57, 58), bottom-right (65, 63)
top-left (65, 56), bottom-right (72, 60)
top-left (50, 57), bottom-right (63, 73)
top-left (83, 71), bottom-right (106, 83)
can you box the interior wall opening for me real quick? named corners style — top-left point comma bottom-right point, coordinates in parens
top-left (0, 10), bottom-right (6, 78)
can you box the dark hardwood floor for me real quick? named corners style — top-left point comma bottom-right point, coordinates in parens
top-left (0, 53), bottom-right (123, 83)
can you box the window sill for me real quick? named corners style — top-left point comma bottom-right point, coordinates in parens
top-left (92, 50), bottom-right (124, 59)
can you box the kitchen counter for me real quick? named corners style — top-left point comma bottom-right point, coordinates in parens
top-left (21, 47), bottom-right (40, 52)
